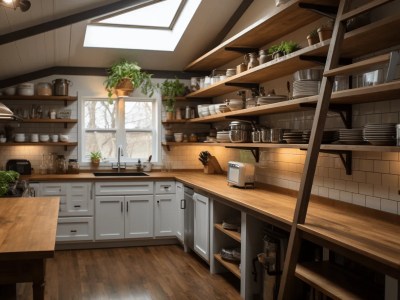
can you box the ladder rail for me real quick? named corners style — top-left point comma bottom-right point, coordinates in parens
top-left (278, 1), bottom-right (351, 299)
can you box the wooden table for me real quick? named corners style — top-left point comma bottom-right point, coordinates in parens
top-left (0, 197), bottom-right (59, 300)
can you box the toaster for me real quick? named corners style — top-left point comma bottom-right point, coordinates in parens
top-left (6, 159), bottom-right (32, 175)
top-left (227, 161), bottom-right (255, 188)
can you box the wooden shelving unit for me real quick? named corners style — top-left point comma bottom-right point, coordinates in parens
top-left (295, 262), bottom-right (382, 300)
top-left (0, 95), bottom-right (78, 101)
top-left (214, 223), bottom-right (241, 243)
top-left (214, 254), bottom-right (241, 279)
top-left (20, 118), bottom-right (78, 124)
top-left (0, 142), bottom-right (78, 147)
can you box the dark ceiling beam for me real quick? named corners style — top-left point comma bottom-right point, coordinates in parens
top-left (207, 0), bottom-right (254, 50)
top-left (0, 0), bottom-right (160, 46)
top-left (0, 67), bottom-right (208, 88)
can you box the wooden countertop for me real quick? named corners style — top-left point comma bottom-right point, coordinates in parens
top-left (0, 197), bottom-right (59, 260)
top-left (24, 171), bottom-right (400, 277)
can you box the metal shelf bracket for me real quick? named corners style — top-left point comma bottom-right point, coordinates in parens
top-left (225, 82), bottom-right (260, 90)
top-left (298, 3), bottom-right (338, 19)
top-left (320, 150), bottom-right (352, 175)
top-left (299, 103), bottom-right (352, 129)
top-left (225, 46), bottom-right (259, 54)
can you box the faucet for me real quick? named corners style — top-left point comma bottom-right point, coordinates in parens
top-left (113, 145), bottom-right (126, 172)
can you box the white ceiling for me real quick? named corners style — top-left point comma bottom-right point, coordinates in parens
top-left (0, 0), bottom-right (243, 81)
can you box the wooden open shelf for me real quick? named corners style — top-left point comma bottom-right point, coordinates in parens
top-left (0, 95), bottom-right (78, 101)
top-left (184, 0), bottom-right (339, 71)
top-left (0, 142), bottom-right (78, 147)
top-left (295, 262), bottom-right (382, 300)
top-left (214, 253), bottom-right (241, 279)
top-left (214, 223), bottom-right (241, 242)
top-left (20, 118), bottom-right (78, 124)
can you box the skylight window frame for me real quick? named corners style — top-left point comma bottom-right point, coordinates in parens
top-left (91, 0), bottom-right (187, 31)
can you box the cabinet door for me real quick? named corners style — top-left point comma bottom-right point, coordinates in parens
top-left (66, 182), bottom-right (93, 216)
top-left (193, 193), bottom-right (209, 262)
top-left (175, 182), bottom-right (185, 242)
top-left (95, 196), bottom-right (124, 240)
top-left (154, 194), bottom-right (176, 237)
top-left (125, 195), bottom-right (154, 238)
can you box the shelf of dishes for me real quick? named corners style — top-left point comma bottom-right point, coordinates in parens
top-left (185, 13), bottom-right (400, 98)
top-left (0, 142), bottom-right (77, 146)
top-left (187, 81), bottom-right (400, 123)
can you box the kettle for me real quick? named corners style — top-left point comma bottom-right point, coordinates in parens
top-left (52, 79), bottom-right (71, 96)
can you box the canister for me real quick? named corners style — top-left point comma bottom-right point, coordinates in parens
top-left (396, 124), bottom-right (400, 146)
top-left (53, 79), bottom-right (71, 96)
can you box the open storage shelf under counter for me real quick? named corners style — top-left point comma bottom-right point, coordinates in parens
top-left (214, 253), bottom-right (241, 279)
top-left (214, 223), bottom-right (241, 243)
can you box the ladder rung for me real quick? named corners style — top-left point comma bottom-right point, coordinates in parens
top-left (324, 53), bottom-right (390, 77)
top-left (340, 0), bottom-right (393, 22)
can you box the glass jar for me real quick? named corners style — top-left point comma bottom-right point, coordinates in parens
top-left (259, 49), bottom-right (269, 64)
top-left (67, 159), bottom-right (80, 174)
top-left (55, 155), bottom-right (66, 174)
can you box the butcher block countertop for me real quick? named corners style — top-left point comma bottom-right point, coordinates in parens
top-left (25, 171), bottom-right (400, 277)
top-left (0, 197), bottom-right (59, 260)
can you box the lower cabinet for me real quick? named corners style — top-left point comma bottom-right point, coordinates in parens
top-left (154, 181), bottom-right (176, 237)
top-left (56, 217), bottom-right (94, 241)
top-left (95, 195), bottom-right (154, 240)
top-left (37, 181), bottom-right (94, 242)
top-left (193, 192), bottom-right (210, 262)
top-left (175, 182), bottom-right (185, 243)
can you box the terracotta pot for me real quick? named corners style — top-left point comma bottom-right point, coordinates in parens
top-left (166, 111), bottom-right (174, 121)
top-left (317, 27), bottom-right (333, 41)
top-left (307, 35), bottom-right (319, 46)
top-left (91, 159), bottom-right (100, 168)
top-left (115, 78), bottom-right (134, 96)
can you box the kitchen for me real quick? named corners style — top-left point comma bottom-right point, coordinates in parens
top-left (0, 0), bottom-right (399, 299)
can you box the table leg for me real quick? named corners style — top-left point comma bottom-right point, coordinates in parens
top-left (32, 259), bottom-right (46, 300)
top-left (0, 283), bottom-right (17, 300)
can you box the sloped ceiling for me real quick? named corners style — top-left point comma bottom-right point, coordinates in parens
top-left (0, 0), bottom-right (247, 85)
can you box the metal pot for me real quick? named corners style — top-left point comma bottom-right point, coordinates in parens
top-left (52, 79), bottom-right (71, 96)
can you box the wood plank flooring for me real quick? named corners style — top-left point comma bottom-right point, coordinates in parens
top-left (17, 245), bottom-right (241, 300)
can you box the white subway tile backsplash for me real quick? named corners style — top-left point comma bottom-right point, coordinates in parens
top-left (366, 196), bottom-right (381, 210)
top-left (359, 159), bottom-right (374, 172)
top-left (345, 181), bottom-right (359, 193)
top-left (359, 183), bottom-right (374, 196)
top-left (380, 199), bottom-right (398, 214)
top-left (373, 160), bottom-right (390, 174)
top-left (366, 172), bottom-right (382, 185)
top-left (352, 194), bottom-right (366, 207)
top-left (339, 191), bottom-right (352, 203)
top-left (373, 185), bottom-right (389, 199)
top-left (381, 174), bottom-right (399, 188)
top-left (329, 189), bottom-right (340, 200)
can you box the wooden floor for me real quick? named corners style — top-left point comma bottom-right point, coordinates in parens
top-left (17, 245), bottom-right (241, 300)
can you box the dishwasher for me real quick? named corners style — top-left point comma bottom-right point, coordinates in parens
top-left (183, 186), bottom-right (194, 252)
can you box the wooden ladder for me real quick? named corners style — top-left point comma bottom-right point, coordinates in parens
top-left (277, 0), bottom-right (396, 299)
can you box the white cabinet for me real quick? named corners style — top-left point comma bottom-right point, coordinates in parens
top-left (175, 182), bottom-right (185, 243)
top-left (193, 192), bottom-right (210, 262)
top-left (38, 181), bottom-right (94, 242)
top-left (154, 181), bottom-right (176, 237)
top-left (126, 195), bottom-right (154, 238)
top-left (94, 181), bottom-right (154, 241)
top-left (56, 217), bottom-right (94, 241)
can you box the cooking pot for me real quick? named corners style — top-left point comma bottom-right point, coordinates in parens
top-left (53, 79), bottom-right (71, 96)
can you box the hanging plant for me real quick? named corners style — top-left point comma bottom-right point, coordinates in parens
top-left (104, 59), bottom-right (155, 100)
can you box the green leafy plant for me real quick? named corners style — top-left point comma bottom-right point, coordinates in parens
top-left (268, 41), bottom-right (301, 57)
top-left (0, 170), bottom-right (19, 196)
top-left (159, 78), bottom-right (186, 112)
top-left (104, 59), bottom-right (155, 99)
top-left (308, 28), bottom-right (318, 38)
top-left (90, 151), bottom-right (102, 163)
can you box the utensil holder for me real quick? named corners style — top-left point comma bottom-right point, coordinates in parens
top-left (204, 156), bottom-right (223, 174)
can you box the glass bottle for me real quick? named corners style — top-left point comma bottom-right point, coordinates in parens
top-left (67, 159), bottom-right (80, 174)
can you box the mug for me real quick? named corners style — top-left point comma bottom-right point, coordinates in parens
top-left (31, 133), bottom-right (39, 143)
top-left (51, 134), bottom-right (59, 142)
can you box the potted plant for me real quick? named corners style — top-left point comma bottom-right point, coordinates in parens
top-left (317, 20), bottom-right (334, 42)
top-left (90, 151), bottom-right (102, 167)
top-left (268, 41), bottom-right (301, 59)
top-left (159, 78), bottom-right (186, 121)
top-left (104, 59), bottom-right (155, 100)
top-left (307, 28), bottom-right (319, 46)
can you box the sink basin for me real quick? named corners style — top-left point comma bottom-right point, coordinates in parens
top-left (93, 172), bottom-right (149, 177)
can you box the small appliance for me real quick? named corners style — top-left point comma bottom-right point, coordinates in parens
top-left (227, 161), bottom-right (255, 188)
top-left (6, 159), bottom-right (32, 175)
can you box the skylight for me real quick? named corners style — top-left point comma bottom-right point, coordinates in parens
top-left (84, 0), bottom-right (201, 51)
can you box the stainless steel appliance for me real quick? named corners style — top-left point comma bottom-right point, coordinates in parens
top-left (183, 186), bottom-right (194, 252)
top-left (227, 161), bottom-right (255, 188)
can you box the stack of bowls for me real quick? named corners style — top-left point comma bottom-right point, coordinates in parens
top-left (15, 133), bottom-right (25, 142)
top-left (226, 99), bottom-right (244, 111)
top-left (209, 105), bottom-right (216, 115)
top-left (216, 131), bottom-right (230, 143)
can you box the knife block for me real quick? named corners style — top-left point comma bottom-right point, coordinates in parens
top-left (204, 156), bottom-right (223, 174)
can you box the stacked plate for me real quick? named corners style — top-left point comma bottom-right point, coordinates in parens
top-left (283, 131), bottom-right (304, 144)
top-left (338, 128), bottom-right (364, 144)
top-left (293, 80), bottom-right (320, 99)
top-left (363, 123), bottom-right (396, 145)
top-left (216, 131), bottom-right (231, 143)
top-left (302, 130), bottom-right (338, 144)
top-left (257, 95), bottom-right (287, 106)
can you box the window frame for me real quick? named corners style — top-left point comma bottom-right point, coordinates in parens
top-left (79, 95), bottom-right (161, 166)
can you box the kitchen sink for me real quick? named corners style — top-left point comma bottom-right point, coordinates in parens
top-left (93, 172), bottom-right (149, 177)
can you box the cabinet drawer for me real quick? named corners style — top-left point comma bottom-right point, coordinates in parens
top-left (155, 181), bottom-right (176, 194)
top-left (40, 183), bottom-right (67, 196)
top-left (95, 181), bottom-right (154, 195)
top-left (56, 217), bottom-right (94, 242)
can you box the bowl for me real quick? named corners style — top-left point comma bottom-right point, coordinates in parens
top-left (17, 82), bottom-right (34, 96)
top-left (209, 105), bottom-right (216, 115)
top-left (3, 86), bottom-right (16, 95)
top-left (39, 134), bottom-right (50, 142)
top-left (59, 134), bottom-right (69, 142)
